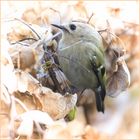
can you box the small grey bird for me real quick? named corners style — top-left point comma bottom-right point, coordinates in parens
top-left (52, 22), bottom-right (106, 113)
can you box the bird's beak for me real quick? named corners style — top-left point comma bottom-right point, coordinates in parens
top-left (51, 24), bottom-right (64, 30)
top-left (51, 24), bottom-right (69, 33)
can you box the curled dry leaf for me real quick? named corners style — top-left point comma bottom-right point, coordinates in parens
top-left (15, 70), bottom-right (28, 93)
top-left (17, 70), bottom-right (41, 94)
top-left (13, 70), bottom-right (77, 120)
top-left (105, 42), bottom-right (125, 73)
top-left (17, 110), bottom-right (54, 126)
top-left (60, 1), bottom-right (89, 23)
top-left (74, 1), bottom-right (89, 19)
top-left (22, 8), bottom-right (41, 25)
top-left (14, 69), bottom-right (43, 110)
top-left (1, 64), bottom-right (17, 94)
top-left (39, 8), bottom-right (61, 25)
top-left (40, 88), bottom-right (77, 120)
top-left (16, 110), bottom-right (54, 137)
top-left (22, 7), bottom-right (61, 25)
top-left (9, 46), bottom-right (36, 70)
top-left (17, 117), bottom-right (33, 137)
top-left (100, 29), bottom-right (131, 97)
top-left (14, 69), bottom-right (42, 94)
top-left (8, 25), bottom-right (54, 71)
top-left (106, 57), bottom-right (130, 97)
top-left (7, 22), bottom-right (35, 44)
top-left (105, 39), bottom-right (130, 97)
top-left (118, 30), bottom-right (139, 85)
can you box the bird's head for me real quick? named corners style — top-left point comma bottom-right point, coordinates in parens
top-left (51, 22), bottom-right (102, 48)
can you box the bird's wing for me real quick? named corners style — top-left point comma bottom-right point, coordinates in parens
top-left (88, 45), bottom-right (106, 113)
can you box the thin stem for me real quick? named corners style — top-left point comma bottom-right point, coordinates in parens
top-left (11, 37), bottom-right (38, 45)
top-left (17, 50), bottom-right (21, 69)
top-left (14, 18), bottom-right (41, 40)
top-left (12, 96), bottom-right (28, 112)
top-left (11, 42), bottom-right (29, 46)
top-left (87, 13), bottom-right (94, 24)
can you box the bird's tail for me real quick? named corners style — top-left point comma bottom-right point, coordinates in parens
top-left (95, 86), bottom-right (105, 113)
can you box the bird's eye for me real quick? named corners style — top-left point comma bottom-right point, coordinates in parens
top-left (69, 24), bottom-right (76, 31)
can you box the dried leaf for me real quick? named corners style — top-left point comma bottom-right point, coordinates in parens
top-left (14, 69), bottom-right (39, 94)
top-left (14, 70), bottom-right (43, 109)
top-left (22, 7), bottom-right (61, 25)
top-left (7, 22), bottom-right (35, 43)
top-left (106, 57), bottom-right (130, 97)
top-left (1, 64), bottom-right (17, 94)
top-left (16, 110), bottom-right (54, 137)
top-left (22, 8), bottom-right (40, 25)
top-left (18, 110), bottom-right (54, 126)
top-left (9, 46), bottom-right (36, 70)
top-left (82, 126), bottom-right (109, 140)
top-left (13, 70), bottom-right (77, 120)
top-left (15, 70), bottom-right (28, 93)
top-left (17, 117), bottom-right (33, 137)
top-left (40, 88), bottom-right (77, 120)
top-left (103, 32), bottom-right (130, 97)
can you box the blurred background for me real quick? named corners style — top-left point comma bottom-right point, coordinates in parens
top-left (1, 0), bottom-right (139, 139)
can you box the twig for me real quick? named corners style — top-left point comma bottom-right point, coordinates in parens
top-left (12, 96), bottom-right (29, 112)
top-left (47, 32), bottom-right (61, 43)
top-left (11, 42), bottom-right (29, 46)
top-left (98, 29), bottom-right (107, 33)
top-left (87, 13), bottom-right (94, 24)
top-left (2, 84), bottom-right (12, 105)
top-left (34, 121), bottom-right (45, 135)
top-left (98, 28), bottom-right (125, 47)
top-left (49, 7), bottom-right (61, 24)
top-left (17, 50), bottom-right (21, 69)
top-left (106, 20), bottom-right (112, 45)
top-left (32, 32), bottom-right (61, 49)
top-left (108, 31), bottom-right (125, 49)
top-left (12, 18), bottom-right (41, 40)
top-left (9, 95), bottom-right (17, 140)
top-left (11, 37), bottom-right (38, 46)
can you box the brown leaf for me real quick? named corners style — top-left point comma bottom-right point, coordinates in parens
top-left (13, 70), bottom-right (77, 120)
top-left (22, 7), bottom-right (61, 25)
top-left (82, 126), bottom-right (109, 140)
top-left (9, 46), bottom-right (36, 70)
top-left (106, 57), bottom-right (130, 97)
top-left (40, 88), bottom-right (77, 120)
top-left (7, 22), bottom-right (35, 43)
top-left (103, 32), bottom-right (130, 97)
top-left (22, 8), bottom-right (40, 24)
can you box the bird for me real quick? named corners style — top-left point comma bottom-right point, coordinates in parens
top-left (51, 22), bottom-right (106, 113)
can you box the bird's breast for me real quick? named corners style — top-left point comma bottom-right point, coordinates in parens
top-left (58, 44), bottom-right (98, 90)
